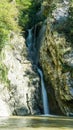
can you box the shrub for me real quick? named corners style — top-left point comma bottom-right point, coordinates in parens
top-left (0, 0), bottom-right (19, 51)
top-left (16, 0), bottom-right (41, 29)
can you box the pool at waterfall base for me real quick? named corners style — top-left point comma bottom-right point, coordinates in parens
top-left (0, 116), bottom-right (73, 130)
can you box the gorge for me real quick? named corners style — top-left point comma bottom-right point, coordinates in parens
top-left (1, 0), bottom-right (73, 130)
top-left (0, 0), bottom-right (73, 118)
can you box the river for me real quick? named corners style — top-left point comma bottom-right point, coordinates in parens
top-left (0, 116), bottom-right (73, 130)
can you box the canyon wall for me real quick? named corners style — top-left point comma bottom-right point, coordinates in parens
top-left (0, 32), bottom-right (41, 116)
top-left (39, 0), bottom-right (73, 115)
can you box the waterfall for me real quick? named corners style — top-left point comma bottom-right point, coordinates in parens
top-left (26, 28), bottom-right (49, 115)
top-left (37, 68), bottom-right (49, 115)
top-left (26, 29), bottom-right (32, 48)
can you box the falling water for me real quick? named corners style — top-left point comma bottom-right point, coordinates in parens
top-left (27, 28), bottom-right (49, 115)
top-left (37, 68), bottom-right (49, 115)
top-left (26, 29), bottom-right (32, 48)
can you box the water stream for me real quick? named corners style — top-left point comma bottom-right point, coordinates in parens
top-left (27, 28), bottom-right (49, 115)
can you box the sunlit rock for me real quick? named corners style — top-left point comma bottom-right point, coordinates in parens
top-left (0, 98), bottom-right (11, 116)
top-left (0, 33), bottom-right (41, 116)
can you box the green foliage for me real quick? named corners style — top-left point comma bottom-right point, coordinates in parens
top-left (16, 0), bottom-right (32, 29)
top-left (0, 62), bottom-right (9, 84)
top-left (27, 0), bottom-right (41, 27)
top-left (0, 29), bottom-right (8, 51)
top-left (16, 0), bottom-right (30, 26)
top-left (16, 0), bottom-right (41, 29)
top-left (0, 1), bottom-right (18, 30)
top-left (0, 0), bottom-right (19, 51)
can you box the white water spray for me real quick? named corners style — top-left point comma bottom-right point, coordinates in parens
top-left (37, 68), bottom-right (49, 115)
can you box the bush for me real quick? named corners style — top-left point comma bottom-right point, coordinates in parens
top-left (16, 0), bottom-right (32, 29)
top-left (0, 0), bottom-right (19, 51)
top-left (16, 0), bottom-right (41, 29)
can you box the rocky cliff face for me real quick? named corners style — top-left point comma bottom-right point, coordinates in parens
top-left (0, 0), bottom-right (73, 117)
top-left (39, 0), bottom-right (73, 115)
top-left (0, 32), bottom-right (41, 116)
